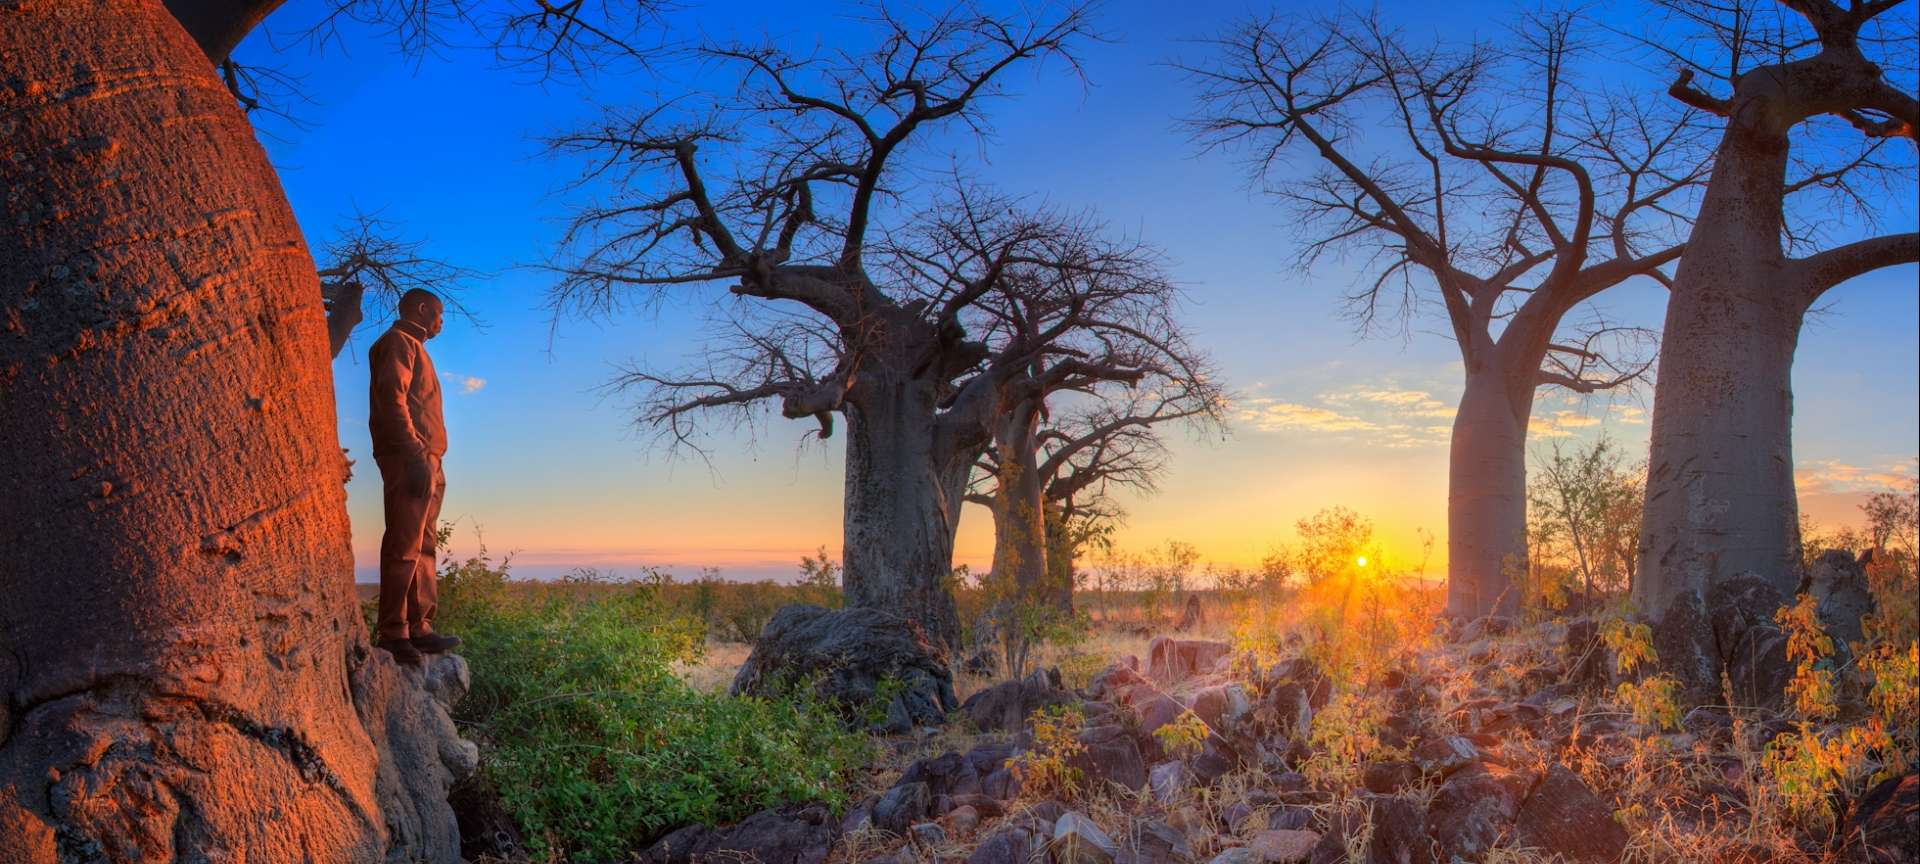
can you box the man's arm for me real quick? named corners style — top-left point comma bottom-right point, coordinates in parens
top-left (369, 336), bottom-right (430, 464)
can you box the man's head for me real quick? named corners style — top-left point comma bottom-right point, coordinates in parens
top-left (398, 289), bottom-right (444, 339)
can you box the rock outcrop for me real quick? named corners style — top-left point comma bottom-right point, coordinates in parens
top-left (350, 649), bottom-right (479, 864)
top-left (732, 605), bottom-right (959, 733)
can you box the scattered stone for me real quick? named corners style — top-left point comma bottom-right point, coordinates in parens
top-left (911, 821), bottom-right (947, 848)
top-left (1513, 765), bottom-right (1627, 863)
top-left (1150, 760), bottom-right (1196, 804)
top-left (1190, 735), bottom-right (1241, 784)
top-left (963, 667), bottom-right (1072, 732)
top-left (1071, 723), bottom-right (1147, 791)
top-left (1307, 796), bottom-right (1432, 864)
top-left (353, 650), bottom-right (475, 864)
top-left (900, 750), bottom-right (985, 800)
top-left (642, 804), bottom-right (834, 864)
top-left (1251, 829), bottom-right (1319, 863)
top-left (1137, 693), bottom-right (1189, 737)
top-left (1052, 811), bottom-right (1120, 864)
top-left (1362, 760), bottom-right (1419, 794)
top-left (1426, 763), bottom-right (1533, 862)
top-left (840, 796), bottom-right (877, 836)
top-left (1133, 818), bottom-right (1192, 864)
top-left (1147, 637), bottom-right (1233, 684)
top-left (1266, 807), bottom-right (1311, 831)
top-left (970, 826), bottom-right (1041, 864)
top-left (873, 781), bottom-right (931, 835)
top-left (1412, 735), bottom-right (1478, 778)
top-left (1846, 772), bottom-right (1918, 864)
top-left (1191, 684), bottom-right (1254, 731)
top-left (1208, 849), bottom-right (1258, 864)
top-left (730, 605), bottom-right (958, 733)
top-left (1805, 549), bottom-right (1875, 651)
top-left (949, 805), bottom-right (982, 836)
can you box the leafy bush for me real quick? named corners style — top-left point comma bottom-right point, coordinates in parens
top-left (1007, 704), bottom-right (1086, 799)
top-left (438, 561), bottom-right (870, 862)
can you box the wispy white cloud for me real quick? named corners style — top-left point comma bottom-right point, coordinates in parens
top-left (1325, 387), bottom-right (1457, 418)
top-left (1237, 398), bottom-right (1380, 433)
top-left (441, 372), bottom-right (486, 394)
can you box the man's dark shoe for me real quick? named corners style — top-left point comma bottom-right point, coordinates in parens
top-left (377, 637), bottom-right (424, 666)
top-left (410, 632), bottom-right (461, 655)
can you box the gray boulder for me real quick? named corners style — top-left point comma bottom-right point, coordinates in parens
top-left (350, 650), bottom-right (478, 864)
top-left (642, 804), bottom-right (835, 864)
top-left (962, 667), bottom-right (1071, 732)
top-left (731, 605), bottom-right (958, 732)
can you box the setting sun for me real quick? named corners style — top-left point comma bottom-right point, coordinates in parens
top-left (1355, 555), bottom-right (1368, 568)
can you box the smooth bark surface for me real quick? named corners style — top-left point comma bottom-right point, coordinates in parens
top-left (1636, 128), bottom-right (1806, 616)
top-left (1636, 1), bottom-right (1919, 623)
top-left (0, 1), bottom-right (383, 857)
top-left (1446, 368), bottom-right (1535, 618)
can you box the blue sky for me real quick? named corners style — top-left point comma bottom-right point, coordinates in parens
top-left (239, 0), bottom-right (1919, 581)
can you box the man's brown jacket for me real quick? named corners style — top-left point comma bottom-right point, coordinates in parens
top-left (368, 320), bottom-right (447, 464)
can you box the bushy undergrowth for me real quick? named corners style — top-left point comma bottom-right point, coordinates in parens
top-left (433, 552), bottom-right (870, 862)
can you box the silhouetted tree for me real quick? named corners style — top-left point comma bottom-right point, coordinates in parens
top-left (968, 381), bottom-right (1222, 610)
top-left (0, 1), bottom-right (661, 859)
top-left (1186, 9), bottom-right (1699, 619)
top-left (1632, 0), bottom-right (1918, 627)
top-left (547, 5), bottom-right (1100, 648)
top-left (317, 213), bottom-right (477, 359)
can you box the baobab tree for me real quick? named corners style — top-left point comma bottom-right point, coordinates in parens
top-left (968, 375), bottom-right (1223, 611)
top-left (885, 195), bottom-right (1226, 612)
top-left (1632, 0), bottom-right (1919, 630)
top-left (547, 6), bottom-right (1100, 648)
top-left (0, 1), bottom-right (658, 859)
top-left (1187, 10), bottom-right (1701, 619)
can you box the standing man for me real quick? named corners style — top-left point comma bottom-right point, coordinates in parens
top-left (369, 289), bottom-right (460, 665)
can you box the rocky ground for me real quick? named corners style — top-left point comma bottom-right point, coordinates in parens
top-left (626, 601), bottom-right (1918, 864)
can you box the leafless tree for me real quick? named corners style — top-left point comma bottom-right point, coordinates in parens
top-left (1630, 0), bottom-right (1918, 650)
top-left (547, 5), bottom-right (1100, 647)
top-left (1185, 9), bottom-right (1705, 619)
top-left (316, 212), bottom-right (479, 358)
top-left (966, 371), bottom-right (1223, 611)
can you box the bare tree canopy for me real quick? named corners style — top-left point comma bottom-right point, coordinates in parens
top-left (317, 212), bottom-right (481, 359)
top-left (546, 1), bottom-right (1101, 647)
top-left (1184, 8), bottom-right (1702, 618)
top-left (1630, 0), bottom-right (1918, 663)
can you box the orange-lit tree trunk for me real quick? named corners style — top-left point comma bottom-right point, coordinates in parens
top-left (0, 2), bottom-right (386, 858)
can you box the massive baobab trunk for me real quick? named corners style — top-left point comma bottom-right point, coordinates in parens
top-left (1636, 126), bottom-right (1806, 617)
top-left (1446, 367), bottom-right (1534, 619)
top-left (1635, 1), bottom-right (1919, 630)
top-left (841, 378), bottom-right (966, 650)
top-left (0, 0), bottom-right (387, 857)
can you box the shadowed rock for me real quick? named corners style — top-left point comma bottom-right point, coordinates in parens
top-left (731, 605), bottom-right (958, 733)
top-left (962, 667), bottom-right (1071, 732)
top-left (1513, 765), bottom-right (1626, 863)
top-left (1146, 637), bottom-right (1232, 685)
top-left (642, 804), bottom-right (835, 864)
top-left (1847, 772), bottom-right (1918, 864)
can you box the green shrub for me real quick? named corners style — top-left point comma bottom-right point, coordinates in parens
top-left (439, 564), bottom-right (870, 862)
